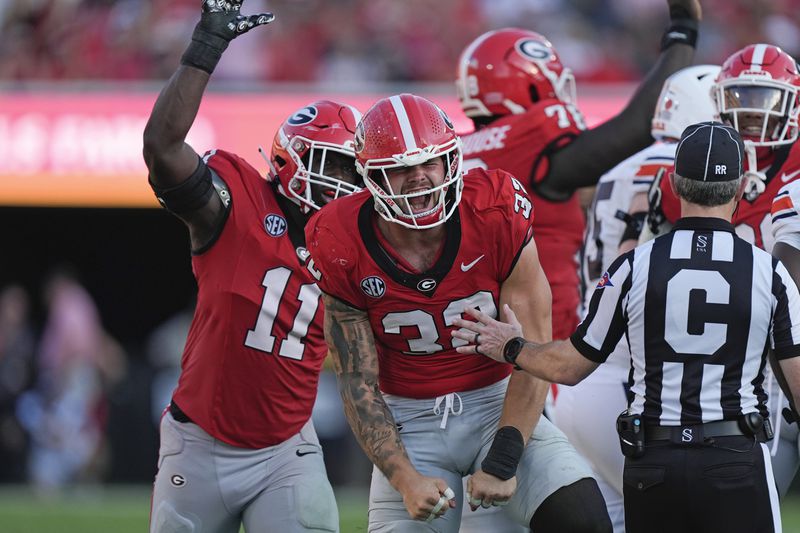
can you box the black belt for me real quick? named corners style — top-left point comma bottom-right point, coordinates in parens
top-left (169, 400), bottom-right (193, 424)
top-left (645, 419), bottom-right (769, 444)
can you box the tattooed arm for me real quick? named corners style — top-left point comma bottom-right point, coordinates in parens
top-left (322, 293), bottom-right (455, 520)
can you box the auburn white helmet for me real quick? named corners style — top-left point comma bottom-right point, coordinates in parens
top-left (714, 44), bottom-right (800, 147)
top-left (456, 28), bottom-right (575, 118)
top-left (652, 65), bottom-right (721, 141)
top-left (267, 100), bottom-right (362, 213)
top-left (355, 94), bottom-right (463, 230)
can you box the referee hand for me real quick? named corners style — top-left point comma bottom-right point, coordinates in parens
top-left (451, 304), bottom-right (524, 362)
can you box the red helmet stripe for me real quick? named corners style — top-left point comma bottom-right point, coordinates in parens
top-left (389, 95), bottom-right (418, 151)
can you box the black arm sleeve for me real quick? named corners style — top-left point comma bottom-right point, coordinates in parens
top-left (534, 25), bottom-right (696, 201)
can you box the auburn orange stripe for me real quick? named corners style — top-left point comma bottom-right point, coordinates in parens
top-left (771, 195), bottom-right (795, 215)
top-left (635, 163), bottom-right (670, 177)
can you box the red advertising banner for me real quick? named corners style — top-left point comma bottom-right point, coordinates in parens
top-left (0, 90), bottom-right (628, 207)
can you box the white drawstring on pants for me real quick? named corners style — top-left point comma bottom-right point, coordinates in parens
top-left (433, 392), bottom-right (463, 429)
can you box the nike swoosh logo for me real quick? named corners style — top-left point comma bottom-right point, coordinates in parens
top-left (296, 450), bottom-right (317, 457)
top-left (460, 255), bottom-right (485, 272)
top-left (781, 169), bottom-right (800, 183)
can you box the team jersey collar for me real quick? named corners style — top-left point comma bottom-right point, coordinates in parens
top-left (358, 197), bottom-right (462, 297)
top-left (673, 217), bottom-right (736, 233)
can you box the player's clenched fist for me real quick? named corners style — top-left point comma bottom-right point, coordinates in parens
top-left (181, 0), bottom-right (274, 74)
top-left (398, 472), bottom-right (456, 521)
top-left (466, 469), bottom-right (517, 511)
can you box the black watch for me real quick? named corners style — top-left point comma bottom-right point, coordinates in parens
top-left (503, 337), bottom-right (526, 370)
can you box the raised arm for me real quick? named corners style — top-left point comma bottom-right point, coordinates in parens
top-left (142, 1), bottom-right (273, 249)
top-left (322, 294), bottom-right (455, 521)
top-left (537, 0), bottom-right (700, 199)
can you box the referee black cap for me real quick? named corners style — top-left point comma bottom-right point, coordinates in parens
top-left (674, 122), bottom-right (744, 182)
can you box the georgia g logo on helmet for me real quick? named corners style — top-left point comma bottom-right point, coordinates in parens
top-left (287, 105), bottom-right (318, 126)
top-left (516, 39), bottom-right (552, 62)
top-left (438, 108), bottom-right (455, 130)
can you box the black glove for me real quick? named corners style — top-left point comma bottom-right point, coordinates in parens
top-left (181, 0), bottom-right (274, 74)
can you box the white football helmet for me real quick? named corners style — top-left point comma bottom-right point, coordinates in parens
top-left (651, 65), bottom-right (721, 141)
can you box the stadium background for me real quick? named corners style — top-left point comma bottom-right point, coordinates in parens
top-left (1, 0), bottom-right (800, 531)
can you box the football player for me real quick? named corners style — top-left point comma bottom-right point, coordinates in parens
top-left (648, 43), bottom-right (800, 496)
top-left (142, 3), bottom-right (362, 532)
top-left (306, 94), bottom-right (611, 533)
top-left (456, 0), bottom-right (701, 344)
top-left (553, 64), bottom-right (719, 533)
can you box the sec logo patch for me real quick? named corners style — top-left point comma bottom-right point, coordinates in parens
top-left (264, 214), bottom-right (287, 237)
top-left (361, 276), bottom-right (386, 298)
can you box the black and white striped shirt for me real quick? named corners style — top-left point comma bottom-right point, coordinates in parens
top-left (571, 217), bottom-right (800, 425)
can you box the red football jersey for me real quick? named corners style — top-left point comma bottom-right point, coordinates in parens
top-left (460, 99), bottom-right (586, 340)
top-left (172, 150), bottom-right (327, 448)
top-left (659, 142), bottom-right (800, 251)
top-left (306, 168), bottom-right (534, 398)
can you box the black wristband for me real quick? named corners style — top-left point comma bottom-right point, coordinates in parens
top-left (481, 426), bottom-right (525, 481)
top-left (660, 19), bottom-right (698, 51)
top-left (180, 25), bottom-right (230, 74)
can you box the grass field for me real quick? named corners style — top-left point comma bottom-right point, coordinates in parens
top-left (0, 485), bottom-right (799, 532)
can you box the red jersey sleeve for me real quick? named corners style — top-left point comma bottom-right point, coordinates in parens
top-left (467, 169), bottom-right (536, 280)
top-left (658, 165), bottom-right (681, 224)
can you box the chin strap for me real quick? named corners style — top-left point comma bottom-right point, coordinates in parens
top-left (742, 142), bottom-right (768, 202)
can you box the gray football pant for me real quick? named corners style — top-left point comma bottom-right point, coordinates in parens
top-left (368, 377), bottom-right (595, 532)
top-left (150, 412), bottom-right (338, 533)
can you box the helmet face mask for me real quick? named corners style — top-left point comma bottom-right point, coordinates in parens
top-left (713, 44), bottom-right (800, 147)
top-left (356, 94), bottom-right (464, 230)
top-left (269, 101), bottom-right (363, 213)
top-left (456, 28), bottom-right (574, 118)
top-left (718, 83), bottom-right (794, 144)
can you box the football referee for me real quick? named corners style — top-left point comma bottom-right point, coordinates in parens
top-left (452, 122), bottom-right (800, 533)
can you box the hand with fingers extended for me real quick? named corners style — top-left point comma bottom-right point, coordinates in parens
top-left (451, 304), bottom-right (524, 363)
top-left (181, 0), bottom-right (275, 74)
top-left (466, 470), bottom-right (517, 511)
top-left (397, 472), bottom-right (456, 522)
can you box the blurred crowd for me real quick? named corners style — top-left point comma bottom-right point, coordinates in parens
top-left (0, 273), bottom-right (368, 490)
top-left (0, 271), bottom-right (126, 491)
top-left (0, 0), bottom-right (798, 84)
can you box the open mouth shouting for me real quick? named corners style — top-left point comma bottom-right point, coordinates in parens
top-left (405, 187), bottom-right (436, 214)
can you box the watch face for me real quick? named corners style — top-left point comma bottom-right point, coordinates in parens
top-left (505, 337), bottom-right (524, 360)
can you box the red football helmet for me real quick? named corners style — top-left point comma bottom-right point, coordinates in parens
top-left (267, 100), bottom-right (362, 213)
top-left (355, 94), bottom-right (463, 230)
top-left (714, 44), bottom-right (800, 147)
top-left (456, 28), bottom-right (575, 118)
